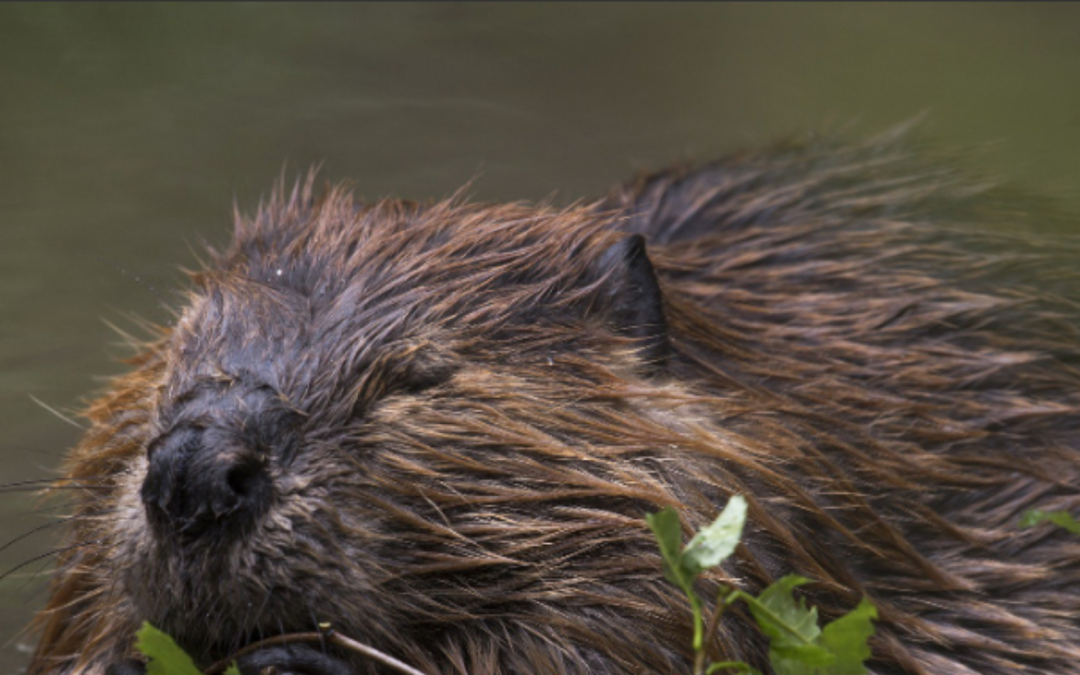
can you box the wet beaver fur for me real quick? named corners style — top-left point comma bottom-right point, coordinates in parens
top-left (27, 131), bottom-right (1080, 675)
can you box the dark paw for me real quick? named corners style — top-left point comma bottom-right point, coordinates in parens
top-left (236, 644), bottom-right (353, 675)
top-left (105, 662), bottom-right (146, 675)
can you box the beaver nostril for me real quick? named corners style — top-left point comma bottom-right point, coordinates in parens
top-left (206, 452), bottom-right (270, 523)
top-left (226, 462), bottom-right (254, 497)
top-left (224, 455), bottom-right (268, 501)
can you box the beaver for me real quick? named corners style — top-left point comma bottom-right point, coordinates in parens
top-left (25, 130), bottom-right (1080, 675)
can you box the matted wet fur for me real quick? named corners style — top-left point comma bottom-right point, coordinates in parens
top-left (26, 130), bottom-right (1080, 675)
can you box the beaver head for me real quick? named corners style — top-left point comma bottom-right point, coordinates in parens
top-left (138, 188), bottom-right (685, 658)
top-left (34, 182), bottom-right (719, 674)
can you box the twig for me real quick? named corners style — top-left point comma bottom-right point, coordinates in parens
top-left (203, 628), bottom-right (431, 675)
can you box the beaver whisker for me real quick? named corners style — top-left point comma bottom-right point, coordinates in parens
top-left (28, 395), bottom-right (86, 431)
top-left (0, 478), bottom-right (111, 493)
top-left (1, 540), bottom-right (113, 585)
top-left (0, 518), bottom-right (73, 556)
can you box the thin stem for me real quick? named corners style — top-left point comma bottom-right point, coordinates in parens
top-left (691, 592), bottom-right (705, 675)
top-left (203, 629), bottom-right (430, 675)
top-left (691, 594), bottom-right (704, 651)
top-left (706, 661), bottom-right (758, 675)
top-left (701, 584), bottom-right (732, 663)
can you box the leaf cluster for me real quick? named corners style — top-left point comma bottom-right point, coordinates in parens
top-left (646, 497), bottom-right (877, 675)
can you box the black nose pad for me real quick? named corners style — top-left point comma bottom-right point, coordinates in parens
top-left (141, 426), bottom-right (273, 539)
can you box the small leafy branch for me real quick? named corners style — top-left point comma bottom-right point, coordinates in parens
top-left (646, 496), bottom-right (877, 675)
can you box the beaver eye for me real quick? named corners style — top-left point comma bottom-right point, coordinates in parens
top-left (349, 355), bottom-right (457, 421)
top-left (395, 361), bottom-right (456, 396)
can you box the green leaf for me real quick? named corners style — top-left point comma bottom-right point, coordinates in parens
top-left (772, 642), bottom-right (837, 667)
top-left (772, 646), bottom-right (837, 674)
top-left (224, 664), bottom-right (241, 675)
top-left (1020, 509), bottom-right (1080, 535)
top-left (819, 598), bottom-right (878, 675)
top-left (683, 495), bottom-right (747, 577)
top-left (740, 580), bottom-right (877, 675)
top-left (646, 507), bottom-right (693, 593)
top-left (750, 576), bottom-right (823, 645)
top-left (742, 576), bottom-right (835, 674)
top-left (135, 622), bottom-right (202, 675)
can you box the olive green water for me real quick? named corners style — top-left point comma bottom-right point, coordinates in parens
top-left (2, 3), bottom-right (1080, 670)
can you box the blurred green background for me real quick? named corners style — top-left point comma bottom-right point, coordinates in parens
top-left (2, 3), bottom-right (1079, 669)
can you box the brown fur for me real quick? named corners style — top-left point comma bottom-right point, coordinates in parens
top-left (26, 131), bottom-right (1080, 674)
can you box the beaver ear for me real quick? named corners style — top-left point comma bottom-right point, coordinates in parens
top-left (596, 234), bottom-right (671, 367)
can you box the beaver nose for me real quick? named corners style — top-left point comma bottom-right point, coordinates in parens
top-left (141, 425), bottom-right (273, 539)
